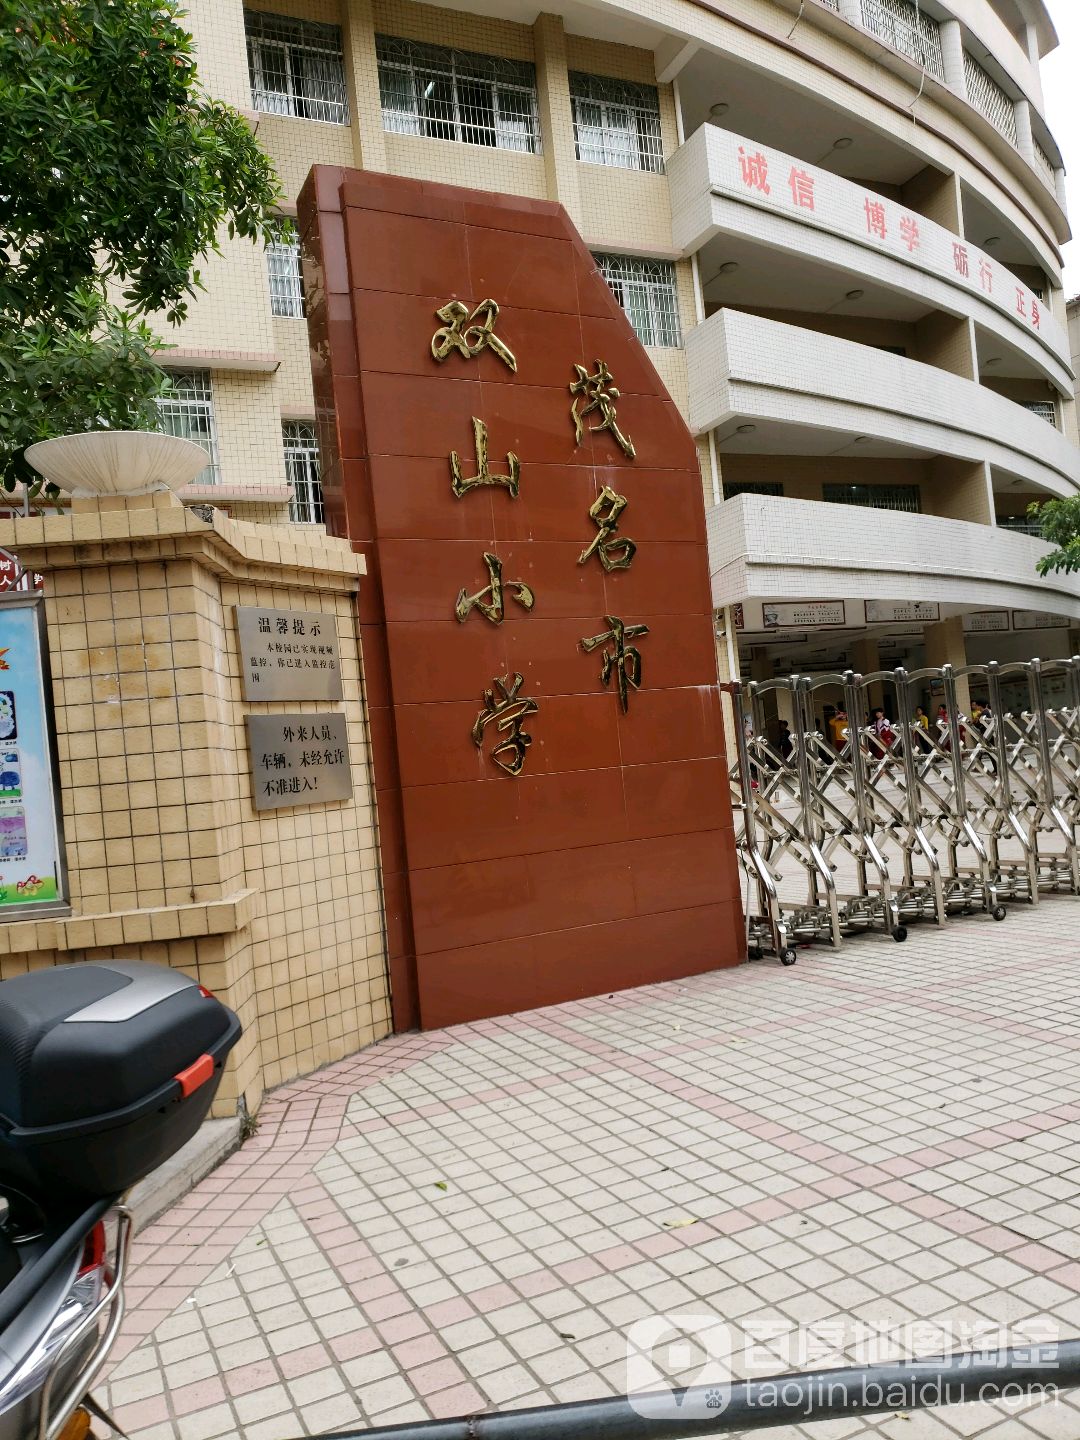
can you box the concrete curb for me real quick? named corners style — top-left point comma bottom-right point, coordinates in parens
top-left (126, 1116), bottom-right (243, 1233)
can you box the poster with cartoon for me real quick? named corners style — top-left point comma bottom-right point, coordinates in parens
top-left (0, 598), bottom-right (64, 911)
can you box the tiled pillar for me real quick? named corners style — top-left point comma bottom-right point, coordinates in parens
top-left (851, 636), bottom-right (884, 711)
top-left (924, 617), bottom-right (971, 715)
top-left (533, 13), bottom-right (583, 227)
top-left (343, 0), bottom-right (388, 173)
top-left (0, 491), bottom-right (385, 1112)
top-left (939, 19), bottom-right (966, 96)
top-left (836, 0), bottom-right (862, 28)
top-left (926, 456), bottom-right (995, 526)
top-left (1013, 98), bottom-right (1036, 166)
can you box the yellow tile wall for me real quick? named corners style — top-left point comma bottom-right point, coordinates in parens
top-left (273, 319), bottom-right (317, 413)
top-left (373, 0), bottom-right (534, 60)
top-left (384, 132), bottom-right (548, 199)
top-left (6, 502), bottom-right (390, 1110)
top-left (212, 371), bottom-right (289, 490)
top-left (257, 115), bottom-right (356, 202)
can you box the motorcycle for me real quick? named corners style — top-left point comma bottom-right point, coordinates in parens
top-left (0, 960), bottom-right (240, 1439)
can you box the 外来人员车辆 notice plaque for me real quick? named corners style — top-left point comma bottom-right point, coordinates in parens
top-left (246, 713), bottom-right (352, 811)
top-left (236, 606), bottom-right (342, 701)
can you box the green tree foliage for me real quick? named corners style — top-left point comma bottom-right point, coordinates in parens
top-left (0, 0), bottom-right (282, 493)
top-left (1025, 501), bottom-right (1080, 578)
top-left (1030, 497), bottom-right (1080, 576)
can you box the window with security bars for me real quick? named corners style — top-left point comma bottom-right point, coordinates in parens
top-left (997, 514), bottom-right (1044, 537)
top-left (157, 372), bottom-right (219, 485)
top-left (1022, 401), bottom-right (1058, 427)
top-left (823, 484), bottom-right (922, 513)
top-left (963, 52), bottom-right (1017, 142)
top-left (376, 35), bottom-right (540, 153)
top-left (246, 12), bottom-right (348, 124)
top-left (283, 423), bottom-right (324, 524)
top-left (267, 223), bottom-right (304, 318)
top-left (569, 72), bottom-right (664, 173)
top-left (594, 253), bottom-right (681, 347)
top-left (859, 0), bottom-right (944, 79)
top-left (723, 482), bottom-right (783, 499)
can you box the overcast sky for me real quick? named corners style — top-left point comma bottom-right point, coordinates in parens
top-left (1043, 0), bottom-right (1079, 296)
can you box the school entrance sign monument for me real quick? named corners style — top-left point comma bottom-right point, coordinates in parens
top-left (299, 168), bottom-right (744, 1029)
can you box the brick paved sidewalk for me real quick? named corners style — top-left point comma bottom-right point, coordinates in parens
top-left (104, 900), bottom-right (1080, 1440)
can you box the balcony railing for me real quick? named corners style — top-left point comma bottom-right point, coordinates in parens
top-left (860, 0), bottom-right (944, 80)
top-left (1033, 138), bottom-right (1056, 187)
top-left (963, 52), bottom-right (1017, 142)
top-left (997, 515), bottom-right (1043, 538)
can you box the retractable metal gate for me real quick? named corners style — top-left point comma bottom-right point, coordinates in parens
top-left (725, 658), bottom-right (1080, 964)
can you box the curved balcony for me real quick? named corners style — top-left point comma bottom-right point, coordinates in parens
top-left (686, 310), bottom-right (1080, 499)
top-left (669, 125), bottom-right (1071, 392)
top-left (708, 492), bottom-right (1080, 621)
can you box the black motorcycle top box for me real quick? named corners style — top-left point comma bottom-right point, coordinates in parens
top-left (0, 960), bottom-right (241, 1198)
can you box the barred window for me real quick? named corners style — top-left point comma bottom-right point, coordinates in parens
top-left (376, 35), bottom-right (540, 153)
top-left (246, 12), bottom-right (348, 124)
top-left (963, 52), bottom-right (1017, 143)
top-left (1022, 401), bottom-right (1058, 427)
top-left (284, 422), bottom-right (324, 524)
top-left (595, 253), bottom-right (681, 348)
top-left (823, 483), bottom-right (921, 513)
top-left (267, 222), bottom-right (305, 318)
top-left (997, 514), bottom-right (1043, 537)
top-left (859, 0), bottom-right (944, 80)
top-left (157, 372), bottom-right (219, 485)
top-left (569, 72), bottom-right (664, 173)
top-left (723, 482), bottom-right (783, 499)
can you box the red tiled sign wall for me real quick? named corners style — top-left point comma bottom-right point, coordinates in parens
top-left (298, 168), bottom-right (743, 1029)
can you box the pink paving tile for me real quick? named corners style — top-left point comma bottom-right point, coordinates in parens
top-left (394, 1333), bottom-right (450, 1368)
top-left (967, 1225), bottom-right (1028, 1253)
top-left (115, 1395), bottom-right (170, 1431)
top-left (425, 1297), bottom-right (476, 1328)
top-left (937, 1210), bottom-right (987, 1236)
top-left (467, 1283), bottom-right (517, 1311)
top-left (794, 1143), bottom-right (838, 1164)
top-left (814, 1177), bottom-right (859, 1199)
top-left (877, 1157), bottom-right (924, 1177)
top-left (744, 1197), bottom-right (793, 1222)
top-left (426, 1382), bottom-right (487, 1418)
top-left (556, 1256), bottom-right (606, 1281)
top-left (329, 1327), bottom-right (382, 1362)
top-left (635, 1232), bottom-right (683, 1258)
top-left (1011, 1243), bottom-right (1073, 1274)
top-left (363, 1291), bottom-right (414, 1322)
top-left (169, 1376), bottom-right (227, 1417)
top-left (876, 1180), bottom-right (923, 1203)
top-left (1047, 1262), bottom-right (1080, 1292)
top-left (515, 1269), bottom-right (563, 1296)
top-left (278, 1343), bottom-right (333, 1379)
top-left (905, 1194), bottom-right (954, 1218)
top-left (709, 1210), bottom-right (756, 1235)
top-left (377, 1312), bottom-right (433, 1345)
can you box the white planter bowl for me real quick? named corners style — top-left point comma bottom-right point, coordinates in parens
top-left (23, 431), bottom-right (210, 498)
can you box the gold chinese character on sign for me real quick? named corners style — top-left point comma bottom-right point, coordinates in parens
top-left (450, 417), bottom-right (520, 499)
top-left (471, 673), bottom-right (539, 777)
top-left (456, 552), bottom-right (535, 625)
top-left (431, 298), bottom-right (517, 373)
top-left (578, 486), bottom-right (636, 572)
top-left (581, 615), bottom-right (650, 714)
top-left (570, 360), bottom-right (635, 460)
